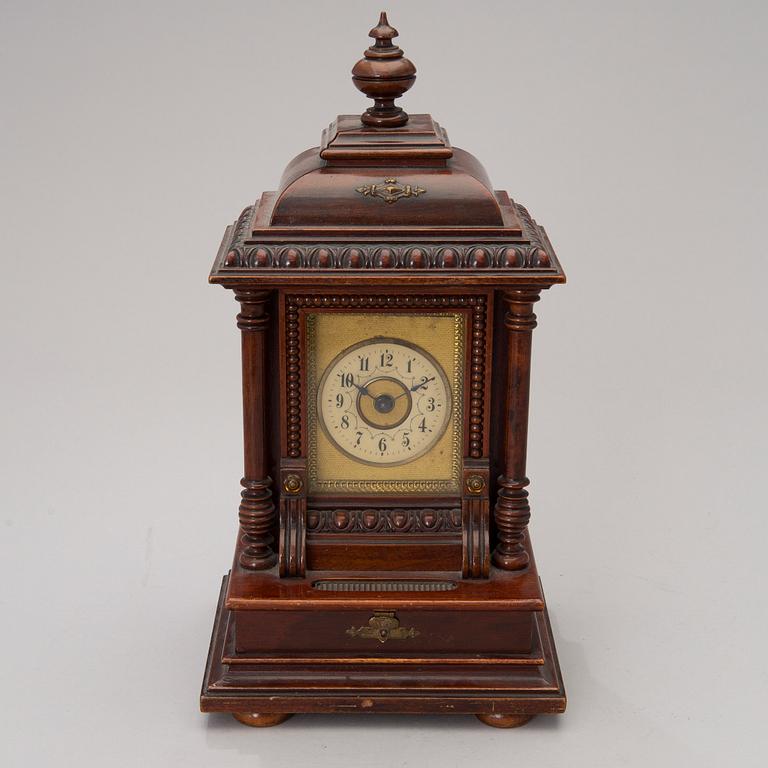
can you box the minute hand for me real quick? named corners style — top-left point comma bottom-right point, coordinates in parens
top-left (410, 376), bottom-right (435, 392)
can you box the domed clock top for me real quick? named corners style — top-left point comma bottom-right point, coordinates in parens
top-left (213, 14), bottom-right (563, 281)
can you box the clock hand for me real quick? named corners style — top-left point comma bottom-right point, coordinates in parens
top-left (410, 376), bottom-right (435, 392)
top-left (351, 380), bottom-right (372, 397)
top-left (392, 376), bottom-right (436, 400)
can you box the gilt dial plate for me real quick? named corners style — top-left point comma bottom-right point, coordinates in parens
top-left (306, 311), bottom-right (465, 495)
top-left (318, 338), bottom-right (452, 466)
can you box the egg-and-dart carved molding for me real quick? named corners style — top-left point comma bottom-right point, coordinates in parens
top-left (306, 507), bottom-right (462, 534)
top-left (223, 205), bottom-right (553, 270)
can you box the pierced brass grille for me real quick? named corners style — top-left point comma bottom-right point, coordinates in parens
top-left (312, 580), bottom-right (456, 592)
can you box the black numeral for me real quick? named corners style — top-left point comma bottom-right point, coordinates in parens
top-left (355, 431), bottom-right (363, 446)
top-left (335, 393), bottom-right (344, 408)
top-left (401, 432), bottom-right (411, 448)
top-left (378, 436), bottom-right (387, 452)
top-left (380, 350), bottom-right (393, 367)
top-left (340, 414), bottom-right (349, 429)
top-left (418, 417), bottom-right (429, 433)
top-left (359, 356), bottom-right (369, 372)
top-left (339, 372), bottom-right (354, 387)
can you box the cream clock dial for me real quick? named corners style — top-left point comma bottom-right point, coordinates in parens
top-left (317, 338), bottom-right (452, 466)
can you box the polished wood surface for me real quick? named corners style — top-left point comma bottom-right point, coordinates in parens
top-left (352, 12), bottom-right (416, 128)
top-left (224, 531), bottom-right (545, 611)
top-left (266, 144), bottom-right (509, 229)
top-left (201, 576), bottom-right (566, 719)
top-left (234, 289), bottom-right (276, 570)
top-left (492, 290), bottom-right (539, 570)
top-left (233, 607), bottom-right (534, 655)
top-left (201, 12), bottom-right (566, 727)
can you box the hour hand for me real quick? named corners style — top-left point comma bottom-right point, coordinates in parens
top-left (351, 380), bottom-right (371, 397)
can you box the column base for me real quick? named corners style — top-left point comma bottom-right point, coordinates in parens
top-left (492, 549), bottom-right (530, 570)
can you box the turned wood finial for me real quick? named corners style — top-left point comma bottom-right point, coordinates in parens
top-left (352, 12), bottom-right (416, 128)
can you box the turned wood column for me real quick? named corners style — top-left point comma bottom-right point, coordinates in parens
top-left (492, 289), bottom-right (540, 571)
top-left (234, 288), bottom-right (276, 570)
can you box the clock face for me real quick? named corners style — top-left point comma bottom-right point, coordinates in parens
top-left (317, 338), bottom-right (452, 466)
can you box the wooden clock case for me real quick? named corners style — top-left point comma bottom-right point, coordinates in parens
top-left (201, 14), bottom-right (566, 728)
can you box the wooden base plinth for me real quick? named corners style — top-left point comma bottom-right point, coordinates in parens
top-left (200, 570), bottom-right (566, 723)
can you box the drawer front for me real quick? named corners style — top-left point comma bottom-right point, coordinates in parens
top-left (234, 609), bottom-right (533, 655)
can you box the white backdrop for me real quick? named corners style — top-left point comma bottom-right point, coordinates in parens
top-left (2, 1), bottom-right (766, 766)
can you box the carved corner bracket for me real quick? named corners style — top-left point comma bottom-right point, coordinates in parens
top-left (278, 464), bottom-right (307, 578)
top-left (462, 461), bottom-right (490, 579)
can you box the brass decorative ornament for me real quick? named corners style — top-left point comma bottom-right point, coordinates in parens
top-left (355, 178), bottom-right (427, 204)
top-left (346, 611), bottom-right (420, 643)
top-left (282, 474), bottom-right (303, 494)
top-left (466, 475), bottom-right (486, 494)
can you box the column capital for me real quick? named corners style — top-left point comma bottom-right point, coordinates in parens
top-left (234, 289), bottom-right (271, 331)
top-left (502, 289), bottom-right (540, 333)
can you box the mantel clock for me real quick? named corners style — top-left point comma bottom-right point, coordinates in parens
top-left (201, 14), bottom-right (567, 728)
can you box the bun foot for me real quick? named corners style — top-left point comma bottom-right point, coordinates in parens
top-left (476, 713), bottom-right (534, 728)
top-left (232, 713), bottom-right (293, 727)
